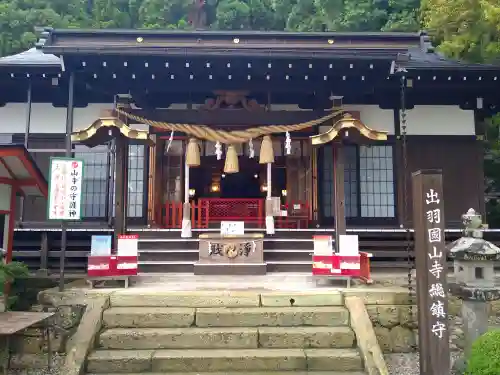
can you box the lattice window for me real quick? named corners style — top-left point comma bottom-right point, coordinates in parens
top-left (75, 144), bottom-right (146, 219)
top-left (320, 144), bottom-right (357, 218)
top-left (127, 145), bottom-right (145, 217)
top-left (74, 145), bottom-right (109, 218)
top-left (359, 145), bottom-right (395, 218)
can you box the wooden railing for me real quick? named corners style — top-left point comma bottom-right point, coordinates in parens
top-left (162, 199), bottom-right (310, 229)
top-left (162, 200), bottom-right (209, 229)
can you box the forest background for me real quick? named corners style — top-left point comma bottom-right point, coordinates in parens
top-left (2, 0), bottom-right (500, 224)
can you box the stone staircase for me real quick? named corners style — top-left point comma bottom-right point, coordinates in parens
top-left (85, 292), bottom-right (366, 374)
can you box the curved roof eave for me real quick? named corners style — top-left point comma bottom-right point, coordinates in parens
top-left (0, 48), bottom-right (61, 69)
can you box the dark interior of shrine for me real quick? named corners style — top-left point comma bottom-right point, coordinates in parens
top-left (189, 157), bottom-right (286, 200)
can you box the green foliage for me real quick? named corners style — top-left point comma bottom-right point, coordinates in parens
top-left (0, 261), bottom-right (29, 310)
top-left (0, 0), bottom-right (422, 57)
top-left (466, 329), bottom-right (500, 375)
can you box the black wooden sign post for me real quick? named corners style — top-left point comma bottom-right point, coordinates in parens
top-left (412, 170), bottom-right (450, 375)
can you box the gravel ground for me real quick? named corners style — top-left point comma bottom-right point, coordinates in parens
top-left (7, 354), bottom-right (64, 375)
top-left (8, 370), bottom-right (60, 375)
top-left (385, 351), bottom-right (463, 375)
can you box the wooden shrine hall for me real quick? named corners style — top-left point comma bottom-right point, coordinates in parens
top-left (2, 28), bottom-right (500, 273)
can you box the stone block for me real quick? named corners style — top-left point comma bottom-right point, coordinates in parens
top-left (195, 306), bottom-right (349, 327)
top-left (11, 327), bottom-right (64, 354)
top-left (87, 372), bottom-right (365, 375)
top-left (151, 349), bottom-right (307, 372)
top-left (99, 328), bottom-right (258, 350)
top-left (365, 305), bottom-right (400, 328)
top-left (258, 326), bottom-right (355, 348)
top-left (343, 289), bottom-right (415, 305)
top-left (304, 349), bottom-right (364, 371)
top-left (260, 292), bottom-right (343, 307)
top-left (110, 291), bottom-right (260, 307)
top-left (62, 298), bottom-right (109, 375)
top-left (103, 307), bottom-right (195, 328)
top-left (86, 350), bottom-right (153, 373)
top-left (389, 325), bottom-right (415, 353)
top-left (86, 372), bottom-right (367, 375)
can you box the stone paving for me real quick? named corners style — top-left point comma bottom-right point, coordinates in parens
top-left (124, 271), bottom-right (416, 292)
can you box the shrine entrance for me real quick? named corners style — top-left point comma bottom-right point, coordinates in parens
top-left (189, 156), bottom-right (267, 200)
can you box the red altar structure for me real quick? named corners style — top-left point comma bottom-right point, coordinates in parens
top-left (161, 198), bottom-right (311, 229)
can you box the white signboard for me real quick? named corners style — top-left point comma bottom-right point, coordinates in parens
top-left (117, 234), bottom-right (139, 257)
top-left (90, 235), bottom-right (112, 256)
top-left (313, 235), bottom-right (333, 256)
top-left (338, 234), bottom-right (359, 256)
top-left (47, 158), bottom-right (84, 220)
top-left (221, 221), bottom-right (245, 236)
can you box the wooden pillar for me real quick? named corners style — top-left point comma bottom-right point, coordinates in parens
top-left (147, 136), bottom-right (159, 226)
top-left (114, 136), bottom-right (129, 245)
top-left (311, 147), bottom-right (318, 222)
top-left (333, 142), bottom-right (346, 244)
top-left (286, 157), bottom-right (299, 203)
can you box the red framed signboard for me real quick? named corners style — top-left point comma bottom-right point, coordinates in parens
top-left (87, 234), bottom-right (139, 277)
top-left (87, 256), bottom-right (138, 277)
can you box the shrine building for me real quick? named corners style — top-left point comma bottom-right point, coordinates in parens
top-left (0, 28), bottom-right (499, 273)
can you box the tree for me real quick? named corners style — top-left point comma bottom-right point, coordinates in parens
top-left (422, 0), bottom-right (500, 226)
top-left (0, 0), bottom-right (422, 57)
top-left (421, 0), bottom-right (500, 63)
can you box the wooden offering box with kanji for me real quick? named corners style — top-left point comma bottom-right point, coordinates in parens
top-left (194, 233), bottom-right (266, 275)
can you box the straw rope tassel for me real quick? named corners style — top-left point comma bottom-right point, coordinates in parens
top-left (259, 135), bottom-right (274, 164)
top-left (186, 138), bottom-right (200, 167)
top-left (224, 144), bottom-right (239, 174)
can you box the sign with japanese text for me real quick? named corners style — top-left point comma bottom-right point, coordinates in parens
top-left (313, 235), bottom-right (333, 256)
top-left (117, 234), bottom-right (139, 257)
top-left (90, 235), bottom-right (112, 256)
top-left (47, 158), bottom-right (84, 221)
top-left (412, 170), bottom-right (450, 375)
top-left (87, 255), bottom-right (138, 277)
top-left (221, 221), bottom-right (245, 236)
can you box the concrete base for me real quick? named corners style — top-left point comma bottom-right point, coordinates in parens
top-left (194, 263), bottom-right (267, 275)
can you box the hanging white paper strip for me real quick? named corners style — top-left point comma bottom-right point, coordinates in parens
top-left (215, 141), bottom-right (222, 160)
top-left (248, 139), bottom-right (255, 158)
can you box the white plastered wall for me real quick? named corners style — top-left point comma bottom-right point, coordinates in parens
top-left (0, 103), bottom-right (148, 133)
top-left (403, 105), bottom-right (475, 135)
top-left (316, 104), bottom-right (395, 134)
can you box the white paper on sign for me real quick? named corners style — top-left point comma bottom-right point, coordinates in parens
top-left (313, 235), bottom-right (333, 256)
top-left (117, 235), bottom-right (139, 257)
top-left (221, 221), bottom-right (245, 236)
top-left (338, 235), bottom-right (359, 256)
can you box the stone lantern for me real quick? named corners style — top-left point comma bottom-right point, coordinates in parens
top-left (448, 208), bottom-right (500, 291)
top-left (447, 208), bottom-right (500, 373)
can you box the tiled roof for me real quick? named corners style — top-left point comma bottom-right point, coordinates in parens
top-left (396, 47), bottom-right (499, 72)
top-left (0, 47), bottom-right (61, 68)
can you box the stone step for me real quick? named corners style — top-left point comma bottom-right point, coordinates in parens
top-left (196, 306), bottom-right (349, 327)
top-left (258, 326), bottom-right (355, 348)
top-left (86, 348), bottom-right (364, 373)
top-left (109, 291), bottom-right (261, 307)
top-left (88, 372), bottom-right (366, 375)
top-left (103, 307), bottom-right (195, 328)
top-left (108, 291), bottom-right (344, 308)
top-left (99, 327), bottom-right (258, 350)
top-left (98, 326), bottom-right (355, 350)
top-left (103, 306), bottom-right (349, 328)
